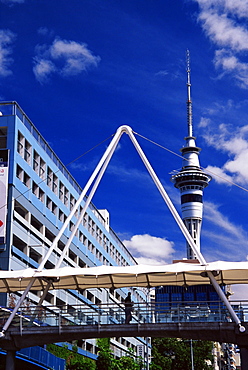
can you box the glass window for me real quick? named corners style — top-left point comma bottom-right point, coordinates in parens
top-left (0, 127), bottom-right (7, 148)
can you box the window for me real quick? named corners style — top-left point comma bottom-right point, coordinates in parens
top-left (45, 228), bottom-right (54, 243)
top-left (79, 232), bottom-right (87, 247)
top-left (69, 249), bottom-right (77, 262)
top-left (58, 240), bottom-right (65, 251)
top-left (47, 167), bottom-right (52, 188)
top-left (47, 167), bottom-right (58, 194)
top-left (38, 188), bottom-right (44, 202)
top-left (52, 174), bottom-right (58, 194)
top-left (83, 214), bottom-right (87, 227)
top-left (59, 182), bottom-right (64, 201)
top-left (45, 292), bottom-right (54, 303)
top-left (31, 215), bottom-right (42, 232)
top-left (0, 127), bottom-right (7, 148)
top-left (29, 248), bottom-right (42, 264)
top-left (14, 200), bottom-right (28, 220)
top-left (87, 291), bottom-right (94, 303)
top-left (45, 261), bottom-right (55, 269)
top-left (16, 165), bottom-right (23, 181)
top-left (32, 181), bottom-right (39, 197)
top-left (33, 150), bottom-right (39, 174)
top-left (46, 196), bottom-right (52, 210)
top-left (24, 139), bottom-right (31, 164)
top-left (17, 131), bottom-right (24, 156)
top-left (39, 157), bottom-right (45, 179)
top-left (13, 234), bottom-right (27, 253)
top-left (52, 202), bottom-right (57, 215)
top-left (64, 187), bottom-right (69, 206)
top-left (181, 194), bottom-right (202, 204)
top-left (23, 172), bottom-right (30, 187)
top-left (79, 259), bottom-right (86, 268)
top-left (70, 194), bottom-right (75, 211)
top-left (33, 151), bottom-right (46, 179)
top-left (59, 209), bottom-right (64, 222)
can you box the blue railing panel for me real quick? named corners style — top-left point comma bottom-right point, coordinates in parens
top-left (19, 346), bottom-right (65, 370)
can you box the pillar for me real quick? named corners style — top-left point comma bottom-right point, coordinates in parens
top-left (5, 350), bottom-right (16, 370)
top-left (240, 347), bottom-right (248, 370)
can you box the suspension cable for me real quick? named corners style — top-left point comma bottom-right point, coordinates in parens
top-left (133, 131), bottom-right (248, 193)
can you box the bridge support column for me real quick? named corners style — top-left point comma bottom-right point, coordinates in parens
top-left (5, 350), bottom-right (16, 370)
top-left (240, 347), bottom-right (248, 370)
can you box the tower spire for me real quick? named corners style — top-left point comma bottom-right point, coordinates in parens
top-left (186, 49), bottom-right (193, 138)
top-left (171, 50), bottom-right (211, 259)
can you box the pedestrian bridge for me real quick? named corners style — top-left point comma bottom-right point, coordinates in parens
top-left (1, 300), bottom-right (248, 350)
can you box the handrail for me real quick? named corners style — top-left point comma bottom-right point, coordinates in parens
top-left (0, 300), bottom-right (246, 330)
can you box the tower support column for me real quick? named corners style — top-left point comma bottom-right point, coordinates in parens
top-left (5, 350), bottom-right (16, 370)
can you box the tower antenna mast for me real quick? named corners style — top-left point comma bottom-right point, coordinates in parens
top-left (186, 49), bottom-right (193, 137)
top-left (171, 49), bottom-right (211, 259)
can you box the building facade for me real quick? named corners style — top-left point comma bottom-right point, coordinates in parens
top-left (0, 101), bottom-right (149, 364)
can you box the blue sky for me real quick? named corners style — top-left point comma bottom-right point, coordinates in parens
top-left (1, 0), bottom-right (248, 289)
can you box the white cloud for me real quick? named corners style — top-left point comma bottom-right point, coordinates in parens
top-left (134, 257), bottom-right (167, 266)
top-left (215, 0), bottom-right (248, 19)
top-left (214, 49), bottom-right (248, 88)
top-left (198, 11), bottom-right (248, 51)
top-left (202, 201), bottom-right (248, 261)
top-left (123, 234), bottom-right (175, 265)
top-left (202, 123), bottom-right (248, 185)
top-left (204, 165), bottom-right (233, 185)
top-left (195, 0), bottom-right (248, 20)
top-left (0, 29), bottom-right (15, 77)
top-left (193, 0), bottom-right (248, 87)
top-left (198, 117), bottom-right (211, 128)
top-left (155, 70), bottom-right (169, 77)
top-left (33, 59), bottom-right (56, 84)
top-left (204, 201), bottom-right (243, 239)
top-left (33, 37), bottom-right (100, 83)
top-left (203, 99), bottom-right (234, 116)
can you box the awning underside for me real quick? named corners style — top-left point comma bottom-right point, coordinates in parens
top-left (1, 261), bottom-right (248, 292)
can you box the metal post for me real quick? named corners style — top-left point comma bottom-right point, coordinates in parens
top-left (20, 306), bottom-right (22, 335)
top-left (5, 350), bottom-right (16, 370)
top-left (58, 308), bottom-right (61, 335)
top-left (146, 337), bottom-right (149, 370)
top-left (190, 340), bottom-right (194, 370)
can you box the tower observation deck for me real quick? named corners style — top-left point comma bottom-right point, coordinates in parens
top-left (171, 50), bottom-right (211, 259)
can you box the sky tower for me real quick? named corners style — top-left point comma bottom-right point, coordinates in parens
top-left (171, 50), bottom-right (211, 259)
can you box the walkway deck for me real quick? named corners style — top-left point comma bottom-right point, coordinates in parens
top-left (0, 300), bottom-right (247, 350)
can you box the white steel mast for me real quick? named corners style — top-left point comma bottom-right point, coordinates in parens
top-left (171, 50), bottom-right (211, 259)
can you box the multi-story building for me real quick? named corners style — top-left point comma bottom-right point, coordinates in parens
top-left (0, 101), bottom-right (150, 366)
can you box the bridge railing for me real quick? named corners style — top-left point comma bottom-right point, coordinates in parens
top-left (0, 300), bottom-right (247, 329)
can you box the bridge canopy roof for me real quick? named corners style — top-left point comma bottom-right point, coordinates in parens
top-left (0, 260), bottom-right (248, 292)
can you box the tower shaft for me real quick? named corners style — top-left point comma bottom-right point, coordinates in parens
top-left (171, 50), bottom-right (211, 259)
